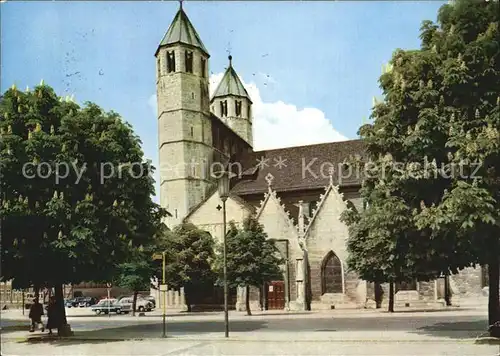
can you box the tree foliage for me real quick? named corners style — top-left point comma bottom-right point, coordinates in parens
top-left (215, 216), bottom-right (284, 315)
top-left (160, 223), bottom-right (215, 312)
top-left (0, 83), bottom-right (166, 331)
top-left (342, 0), bottom-right (500, 322)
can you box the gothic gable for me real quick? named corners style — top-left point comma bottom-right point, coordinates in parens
top-left (255, 174), bottom-right (300, 246)
top-left (304, 179), bottom-right (350, 262)
top-left (186, 190), bottom-right (253, 242)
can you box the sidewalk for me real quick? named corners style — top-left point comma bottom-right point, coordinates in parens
top-left (1, 332), bottom-right (499, 356)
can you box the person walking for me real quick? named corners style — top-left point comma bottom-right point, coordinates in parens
top-left (28, 299), bottom-right (44, 332)
top-left (46, 296), bottom-right (59, 335)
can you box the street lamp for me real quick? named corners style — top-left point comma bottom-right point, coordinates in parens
top-left (218, 169), bottom-right (230, 338)
top-left (152, 252), bottom-right (167, 338)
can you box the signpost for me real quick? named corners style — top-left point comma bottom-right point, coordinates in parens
top-left (106, 283), bottom-right (112, 318)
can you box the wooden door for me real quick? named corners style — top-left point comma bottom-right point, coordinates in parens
top-left (266, 281), bottom-right (285, 310)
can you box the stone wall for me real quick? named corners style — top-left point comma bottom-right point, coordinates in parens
top-left (450, 266), bottom-right (485, 297)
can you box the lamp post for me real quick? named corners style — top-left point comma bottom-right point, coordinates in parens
top-left (218, 170), bottom-right (230, 338)
top-left (152, 252), bottom-right (167, 338)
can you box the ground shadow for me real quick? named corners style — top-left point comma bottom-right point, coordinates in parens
top-left (10, 319), bottom-right (267, 347)
top-left (413, 319), bottom-right (490, 339)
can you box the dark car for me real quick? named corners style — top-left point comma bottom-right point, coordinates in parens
top-left (78, 297), bottom-right (97, 307)
top-left (65, 297), bottom-right (85, 308)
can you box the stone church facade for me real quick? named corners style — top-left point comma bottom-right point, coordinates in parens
top-left (156, 5), bottom-right (489, 311)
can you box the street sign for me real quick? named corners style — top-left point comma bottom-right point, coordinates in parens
top-left (152, 253), bottom-right (163, 260)
top-left (159, 284), bottom-right (167, 291)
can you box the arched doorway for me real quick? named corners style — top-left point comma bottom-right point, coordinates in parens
top-left (321, 251), bottom-right (343, 294)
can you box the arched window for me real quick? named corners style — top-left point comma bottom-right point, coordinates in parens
top-left (321, 251), bottom-right (343, 294)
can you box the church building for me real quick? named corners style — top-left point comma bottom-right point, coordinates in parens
top-left (156, 4), bottom-right (488, 311)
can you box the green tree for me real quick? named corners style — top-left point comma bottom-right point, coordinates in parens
top-left (215, 216), bottom-right (284, 316)
top-left (161, 223), bottom-right (215, 312)
top-left (0, 83), bottom-right (165, 335)
top-left (343, 0), bottom-right (499, 330)
top-left (116, 255), bottom-right (153, 316)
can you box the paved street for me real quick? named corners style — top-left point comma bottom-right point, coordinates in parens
top-left (1, 307), bottom-right (499, 355)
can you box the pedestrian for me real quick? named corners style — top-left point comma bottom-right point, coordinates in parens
top-left (28, 298), bottom-right (44, 332)
top-left (46, 296), bottom-right (59, 335)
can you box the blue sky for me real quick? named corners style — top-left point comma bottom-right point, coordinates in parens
top-left (1, 0), bottom-right (446, 185)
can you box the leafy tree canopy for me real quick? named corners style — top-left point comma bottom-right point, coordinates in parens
top-left (216, 216), bottom-right (284, 288)
top-left (0, 84), bottom-right (166, 289)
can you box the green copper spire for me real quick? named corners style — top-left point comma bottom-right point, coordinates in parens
top-left (156, 3), bottom-right (208, 56)
top-left (211, 56), bottom-right (252, 102)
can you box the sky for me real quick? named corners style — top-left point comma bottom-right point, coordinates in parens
top-left (1, 0), bottom-right (447, 198)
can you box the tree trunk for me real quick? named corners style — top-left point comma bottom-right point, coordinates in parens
top-left (444, 276), bottom-right (451, 306)
top-left (245, 285), bottom-right (252, 316)
top-left (184, 287), bottom-right (192, 312)
top-left (132, 291), bottom-right (138, 316)
top-left (388, 282), bottom-right (395, 313)
top-left (375, 282), bottom-right (383, 309)
top-left (34, 285), bottom-right (40, 301)
top-left (488, 254), bottom-right (500, 336)
top-left (54, 284), bottom-right (72, 336)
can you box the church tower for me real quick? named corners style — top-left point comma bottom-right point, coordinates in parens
top-left (156, 3), bottom-right (213, 227)
top-left (211, 56), bottom-right (253, 147)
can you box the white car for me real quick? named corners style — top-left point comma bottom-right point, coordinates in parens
top-left (119, 297), bottom-right (153, 312)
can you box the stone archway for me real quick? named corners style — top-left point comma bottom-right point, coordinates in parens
top-left (321, 251), bottom-right (343, 294)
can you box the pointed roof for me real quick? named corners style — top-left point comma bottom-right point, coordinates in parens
top-left (156, 5), bottom-right (208, 56)
top-left (211, 56), bottom-right (252, 103)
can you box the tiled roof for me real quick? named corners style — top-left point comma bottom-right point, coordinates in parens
top-left (156, 7), bottom-right (208, 55)
top-left (230, 139), bottom-right (367, 195)
top-left (211, 56), bottom-right (251, 102)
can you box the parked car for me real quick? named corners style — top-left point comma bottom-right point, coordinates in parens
top-left (78, 297), bottom-right (97, 307)
top-left (91, 299), bottom-right (130, 315)
top-left (119, 297), bottom-right (153, 312)
top-left (142, 296), bottom-right (156, 308)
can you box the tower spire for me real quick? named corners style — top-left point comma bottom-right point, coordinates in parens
top-left (179, 0), bottom-right (183, 10)
top-left (228, 55), bottom-right (232, 67)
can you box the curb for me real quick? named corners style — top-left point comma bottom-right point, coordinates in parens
top-left (2, 335), bottom-right (481, 344)
top-left (474, 337), bottom-right (500, 345)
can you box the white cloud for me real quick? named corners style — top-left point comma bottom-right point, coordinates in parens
top-left (148, 72), bottom-right (348, 151)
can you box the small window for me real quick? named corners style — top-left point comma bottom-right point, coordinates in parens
top-left (157, 58), bottom-right (161, 78)
top-left (175, 209), bottom-right (178, 218)
top-left (185, 51), bottom-right (193, 73)
top-left (235, 101), bottom-right (242, 117)
top-left (220, 100), bottom-right (228, 117)
top-left (167, 51), bottom-right (176, 73)
top-left (192, 92), bottom-right (195, 99)
top-left (201, 121), bottom-right (204, 141)
top-left (201, 58), bottom-right (206, 78)
top-left (190, 126), bottom-right (194, 137)
top-left (247, 105), bottom-right (251, 118)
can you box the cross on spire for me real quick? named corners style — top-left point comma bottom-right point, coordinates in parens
top-left (179, 0), bottom-right (184, 10)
